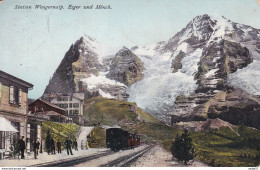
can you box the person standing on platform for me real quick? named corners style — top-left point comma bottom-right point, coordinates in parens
top-left (18, 136), bottom-right (26, 159)
top-left (86, 140), bottom-right (89, 150)
top-left (50, 137), bottom-right (56, 154)
top-left (81, 140), bottom-right (84, 150)
top-left (57, 139), bottom-right (61, 154)
top-left (33, 139), bottom-right (40, 159)
top-left (64, 138), bottom-right (73, 155)
top-left (73, 139), bottom-right (78, 151)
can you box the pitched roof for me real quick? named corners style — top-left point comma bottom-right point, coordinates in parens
top-left (0, 70), bottom-right (33, 88)
top-left (36, 111), bottom-right (67, 118)
top-left (52, 93), bottom-right (85, 101)
top-left (29, 99), bottom-right (66, 111)
top-left (45, 111), bottom-right (62, 116)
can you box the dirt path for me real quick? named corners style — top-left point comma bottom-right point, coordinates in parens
top-left (131, 145), bottom-right (208, 167)
top-left (77, 126), bottom-right (93, 150)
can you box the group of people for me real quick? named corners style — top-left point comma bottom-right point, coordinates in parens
top-left (16, 135), bottom-right (90, 159)
top-left (48, 137), bottom-right (79, 155)
top-left (17, 136), bottom-right (40, 159)
top-left (81, 139), bottom-right (90, 150)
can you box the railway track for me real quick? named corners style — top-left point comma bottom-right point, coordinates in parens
top-left (32, 145), bottom-right (153, 167)
top-left (101, 145), bottom-right (153, 167)
top-left (32, 150), bottom-right (113, 167)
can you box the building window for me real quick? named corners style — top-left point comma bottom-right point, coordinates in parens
top-left (70, 97), bottom-right (72, 101)
top-left (9, 86), bottom-right (21, 105)
top-left (73, 103), bottom-right (79, 108)
top-left (73, 110), bottom-right (79, 115)
top-left (69, 103), bottom-right (72, 108)
top-left (58, 103), bottom-right (68, 108)
top-left (69, 110), bottom-right (73, 115)
top-left (57, 96), bottom-right (70, 101)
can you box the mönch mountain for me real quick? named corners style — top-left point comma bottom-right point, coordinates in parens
top-left (43, 14), bottom-right (260, 129)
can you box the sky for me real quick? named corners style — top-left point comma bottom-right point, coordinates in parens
top-left (0, 0), bottom-right (259, 99)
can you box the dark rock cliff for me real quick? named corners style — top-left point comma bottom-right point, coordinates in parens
top-left (107, 47), bottom-right (144, 86)
top-left (44, 36), bottom-right (105, 95)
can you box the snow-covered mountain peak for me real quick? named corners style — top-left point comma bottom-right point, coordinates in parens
top-left (44, 14), bottom-right (260, 123)
top-left (77, 35), bottom-right (116, 64)
top-left (116, 46), bottom-right (132, 56)
top-left (82, 34), bottom-right (96, 42)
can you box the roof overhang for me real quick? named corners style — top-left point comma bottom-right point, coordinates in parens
top-left (0, 117), bottom-right (19, 132)
top-left (0, 70), bottom-right (33, 89)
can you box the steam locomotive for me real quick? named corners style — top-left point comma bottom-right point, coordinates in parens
top-left (106, 128), bottom-right (140, 151)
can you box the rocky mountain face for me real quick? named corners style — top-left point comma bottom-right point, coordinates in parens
top-left (107, 47), bottom-right (144, 86)
top-left (44, 40), bottom-right (81, 94)
top-left (129, 14), bottom-right (260, 128)
top-left (167, 15), bottom-right (260, 128)
top-left (44, 36), bottom-right (143, 100)
top-left (171, 40), bottom-right (253, 122)
top-left (44, 14), bottom-right (260, 129)
top-left (44, 36), bottom-right (106, 94)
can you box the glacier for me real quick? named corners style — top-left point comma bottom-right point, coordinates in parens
top-left (127, 48), bottom-right (202, 120)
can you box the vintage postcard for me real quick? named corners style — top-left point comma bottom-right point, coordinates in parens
top-left (0, 0), bottom-right (260, 168)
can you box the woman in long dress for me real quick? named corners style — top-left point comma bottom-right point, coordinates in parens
top-left (81, 140), bottom-right (84, 150)
top-left (86, 140), bottom-right (89, 149)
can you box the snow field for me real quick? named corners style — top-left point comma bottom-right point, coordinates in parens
top-left (81, 71), bottom-right (126, 99)
top-left (127, 48), bottom-right (202, 119)
top-left (228, 60), bottom-right (260, 96)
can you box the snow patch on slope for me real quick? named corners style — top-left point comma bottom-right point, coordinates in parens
top-left (81, 72), bottom-right (126, 90)
top-left (176, 42), bottom-right (188, 53)
top-left (180, 48), bottom-right (202, 76)
top-left (81, 35), bottom-right (115, 64)
top-left (205, 69), bottom-right (219, 78)
top-left (228, 60), bottom-right (260, 96)
top-left (98, 89), bottom-right (115, 99)
top-left (81, 72), bottom-right (126, 99)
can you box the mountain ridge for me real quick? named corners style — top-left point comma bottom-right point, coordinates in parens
top-left (43, 14), bottom-right (260, 128)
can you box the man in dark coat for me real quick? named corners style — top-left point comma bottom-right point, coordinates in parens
top-left (18, 136), bottom-right (26, 159)
top-left (57, 139), bottom-right (61, 154)
top-left (50, 137), bottom-right (56, 154)
top-left (64, 138), bottom-right (73, 155)
top-left (73, 140), bottom-right (78, 151)
top-left (33, 139), bottom-right (40, 159)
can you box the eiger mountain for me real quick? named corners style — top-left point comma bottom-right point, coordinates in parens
top-left (44, 14), bottom-right (260, 129)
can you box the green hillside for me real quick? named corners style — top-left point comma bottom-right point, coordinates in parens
top-left (84, 97), bottom-right (160, 125)
top-left (83, 97), bottom-right (260, 167)
top-left (83, 97), bottom-right (179, 142)
top-left (163, 126), bottom-right (260, 167)
top-left (42, 121), bottom-right (80, 150)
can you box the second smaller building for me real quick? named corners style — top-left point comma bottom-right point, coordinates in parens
top-left (48, 93), bottom-right (85, 125)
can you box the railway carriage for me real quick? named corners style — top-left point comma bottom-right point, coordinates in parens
top-left (106, 128), bottom-right (140, 151)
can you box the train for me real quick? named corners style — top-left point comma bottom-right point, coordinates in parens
top-left (106, 128), bottom-right (140, 151)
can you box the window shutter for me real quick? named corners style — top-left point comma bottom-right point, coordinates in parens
top-left (10, 86), bottom-right (14, 104)
top-left (19, 89), bottom-right (22, 105)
